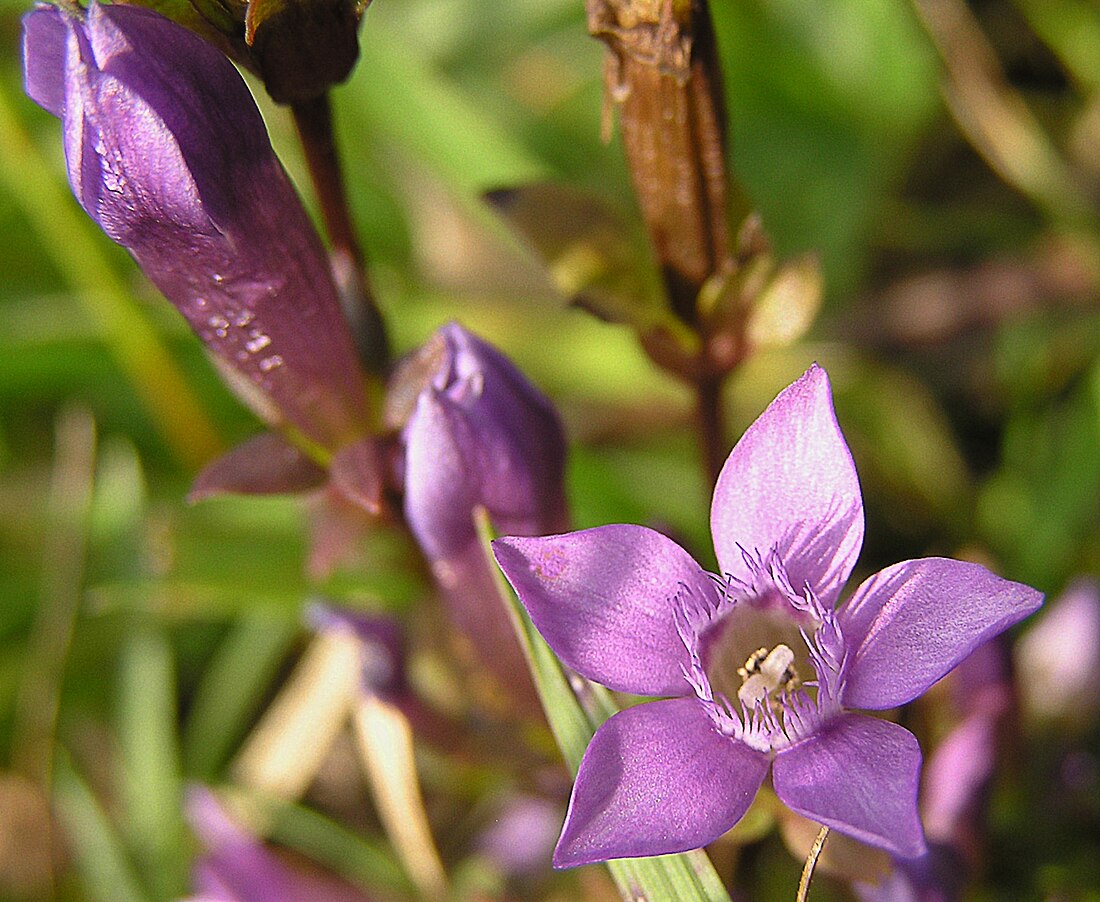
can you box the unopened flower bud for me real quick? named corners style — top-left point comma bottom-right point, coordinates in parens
top-left (395, 323), bottom-right (568, 706)
top-left (23, 3), bottom-right (368, 452)
top-left (245, 0), bottom-right (366, 103)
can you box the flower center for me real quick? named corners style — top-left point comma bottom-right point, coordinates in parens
top-left (736, 644), bottom-right (800, 709)
top-left (698, 601), bottom-right (814, 710)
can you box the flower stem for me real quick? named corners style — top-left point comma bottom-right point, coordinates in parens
top-left (291, 92), bottom-right (390, 375)
top-left (696, 373), bottom-right (727, 487)
top-left (795, 825), bottom-right (829, 902)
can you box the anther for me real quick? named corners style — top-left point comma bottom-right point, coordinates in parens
top-left (737, 644), bottom-right (797, 708)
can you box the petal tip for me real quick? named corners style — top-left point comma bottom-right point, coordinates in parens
top-left (550, 838), bottom-right (590, 870)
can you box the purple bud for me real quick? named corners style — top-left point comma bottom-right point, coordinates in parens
top-left (22, 2), bottom-right (368, 451)
top-left (184, 785), bottom-right (375, 902)
top-left (398, 323), bottom-right (568, 559)
top-left (396, 323), bottom-right (568, 704)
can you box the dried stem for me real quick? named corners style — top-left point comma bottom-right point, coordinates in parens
top-left (590, 0), bottom-right (745, 486)
top-left (292, 93), bottom-right (390, 375)
top-left (590, 0), bottom-right (735, 325)
top-left (795, 825), bottom-right (829, 902)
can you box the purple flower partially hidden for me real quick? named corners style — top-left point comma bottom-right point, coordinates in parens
top-left (854, 640), bottom-right (1013, 902)
top-left (184, 786), bottom-right (374, 902)
top-left (493, 365), bottom-right (1042, 867)
top-left (477, 794), bottom-right (563, 878)
top-left (400, 322), bottom-right (568, 706)
top-left (1016, 577), bottom-right (1100, 727)
top-left (23, 2), bottom-right (367, 451)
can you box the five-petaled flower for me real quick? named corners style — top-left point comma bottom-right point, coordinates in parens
top-left (493, 365), bottom-right (1042, 867)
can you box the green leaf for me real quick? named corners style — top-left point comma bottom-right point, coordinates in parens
top-left (254, 791), bottom-right (414, 896)
top-left (183, 613), bottom-right (299, 778)
top-left (346, 19), bottom-right (545, 196)
top-left (54, 751), bottom-right (151, 902)
top-left (474, 509), bottom-right (733, 902)
top-left (117, 625), bottom-right (187, 900)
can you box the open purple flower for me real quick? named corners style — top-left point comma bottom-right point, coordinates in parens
top-left (493, 365), bottom-right (1042, 867)
top-left (23, 2), bottom-right (367, 452)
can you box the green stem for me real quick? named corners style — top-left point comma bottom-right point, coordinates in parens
top-left (291, 93), bottom-right (390, 376)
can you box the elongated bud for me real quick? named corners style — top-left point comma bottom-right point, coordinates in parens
top-left (393, 323), bottom-right (568, 708)
top-left (23, 3), bottom-right (369, 453)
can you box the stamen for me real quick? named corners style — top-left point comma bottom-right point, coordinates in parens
top-left (736, 644), bottom-right (797, 708)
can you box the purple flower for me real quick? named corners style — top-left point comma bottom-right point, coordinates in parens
top-left (1015, 577), bottom-right (1100, 727)
top-left (397, 322), bottom-right (568, 705)
top-left (854, 641), bottom-right (1013, 902)
top-left (493, 364), bottom-right (1042, 867)
top-left (23, 2), bottom-right (367, 451)
top-left (184, 786), bottom-right (374, 902)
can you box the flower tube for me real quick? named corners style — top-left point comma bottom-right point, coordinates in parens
top-left (23, 2), bottom-right (367, 452)
top-left (494, 364), bottom-right (1042, 866)
top-left (396, 322), bottom-right (568, 705)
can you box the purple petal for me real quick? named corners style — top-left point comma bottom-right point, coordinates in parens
top-left (493, 526), bottom-right (714, 696)
top-left (711, 365), bottom-right (864, 608)
top-left (1015, 577), bottom-right (1100, 724)
top-left (773, 714), bottom-right (926, 858)
top-left (403, 388), bottom-right (478, 561)
top-left (22, 3), bottom-right (368, 451)
top-left (188, 433), bottom-right (327, 502)
top-left (22, 8), bottom-right (67, 116)
top-left (840, 558), bottom-right (1043, 710)
top-left (554, 698), bottom-right (768, 867)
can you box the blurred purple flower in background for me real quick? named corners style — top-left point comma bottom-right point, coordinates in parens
top-left (1016, 577), bottom-right (1100, 728)
top-left (494, 365), bottom-right (1042, 867)
top-left (184, 786), bottom-right (373, 902)
top-left (22, 1), bottom-right (368, 452)
top-left (477, 794), bottom-right (564, 879)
